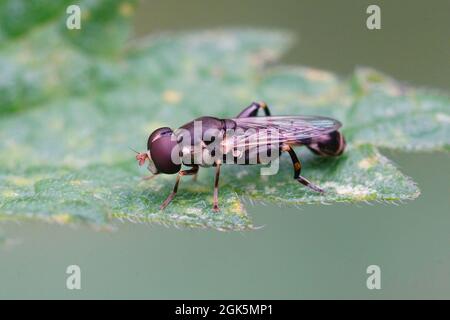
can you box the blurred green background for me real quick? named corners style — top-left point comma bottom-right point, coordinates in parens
top-left (0, 0), bottom-right (449, 299)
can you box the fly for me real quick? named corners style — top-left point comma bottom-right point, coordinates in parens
top-left (135, 102), bottom-right (346, 212)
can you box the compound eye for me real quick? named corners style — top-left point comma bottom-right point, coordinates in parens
top-left (147, 134), bottom-right (153, 151)
top-left (148, 127), bottom-right (173, 150)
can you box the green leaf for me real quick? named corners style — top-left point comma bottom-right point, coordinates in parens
top-left (0, 1), bottom-right (448, 230)
top-left (347, 68), bottom-right (450, 151)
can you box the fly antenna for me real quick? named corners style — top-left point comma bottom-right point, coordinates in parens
top-left (129, 147), bottom-right (140, 154)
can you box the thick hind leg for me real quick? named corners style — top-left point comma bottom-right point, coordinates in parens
top-left (282, 144), bottom-right (324, 193)
top-left (236, 101), bottom-right (271, 118)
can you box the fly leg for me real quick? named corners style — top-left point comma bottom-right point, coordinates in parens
top-left (160, 166), bottom-right (199, 210)
top-left (142, 174), bottom-right (158, 181)
top-left (236, 101), bottom-right (271, 118)
top-left (213, 161), bottom-right (221, 212)
top-left (282, 144), bottom-right (324, 193)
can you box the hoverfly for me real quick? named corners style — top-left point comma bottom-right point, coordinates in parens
top-left (135, 102), bottom-right (346, 211)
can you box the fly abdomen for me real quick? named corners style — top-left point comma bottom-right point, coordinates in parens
top-left (306, 130), bottom-right (346, 156)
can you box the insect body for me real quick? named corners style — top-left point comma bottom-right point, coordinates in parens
top-left (136, 102), bottom-right (346, 211)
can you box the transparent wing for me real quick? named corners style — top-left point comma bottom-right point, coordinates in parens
top-left (227, 116), bottom-right (342, 148)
